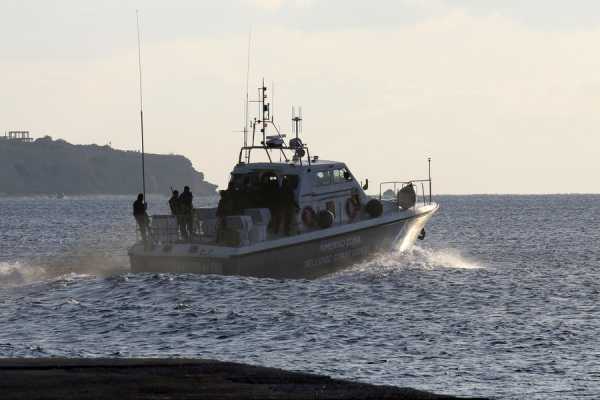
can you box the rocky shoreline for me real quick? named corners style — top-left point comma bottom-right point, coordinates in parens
top-left (0, 358), bottom-right (487, 399)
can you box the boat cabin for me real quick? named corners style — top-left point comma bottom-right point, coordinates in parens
top-left (224, 160), bottom-right (368, 234)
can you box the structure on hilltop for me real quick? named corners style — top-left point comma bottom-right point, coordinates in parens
top-left (1, 131), bottom-right (33, 143)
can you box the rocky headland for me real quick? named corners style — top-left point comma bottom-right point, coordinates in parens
top-left (0, 136), bottom-right (217, 196)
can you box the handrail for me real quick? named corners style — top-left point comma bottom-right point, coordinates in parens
top-left (238, 145), bottom-right (311, 166)
top-left (379, 178), bottom-right (433, 207)
top-left (143, 205), bottom-right (227, 245)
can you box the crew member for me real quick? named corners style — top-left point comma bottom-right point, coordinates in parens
top-left (281, 176), bottom-right (299, 235)
top-left (179, 186), bottom-right (194, 239)
top-left (168, 190), bottom-right (179, 215)
top-left (216, 187), bottom-right (235, 243)
top-left (168, 190), bottom-right (185, 239)
top-left (133, 193), bottom-right (149, 241)
top-left (262, 173), bottom-right (279, 233)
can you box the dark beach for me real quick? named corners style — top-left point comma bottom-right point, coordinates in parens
top-left (0, 358), bottom-right (487, 399)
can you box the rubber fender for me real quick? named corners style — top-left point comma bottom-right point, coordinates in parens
top-left (365, 199), bottom-right (383, 218)
top-left (398, 184), bottom-right (417, 209)
top-left (317, 210), bottom-right (335, 229)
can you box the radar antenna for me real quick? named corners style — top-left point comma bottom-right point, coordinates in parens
top-left (243, 80), bottom-right (295, 163)
top-left (292, 105), bottom-right (303, 139)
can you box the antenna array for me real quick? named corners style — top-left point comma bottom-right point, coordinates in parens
top-left (292, 106), bottom-right (303, 139)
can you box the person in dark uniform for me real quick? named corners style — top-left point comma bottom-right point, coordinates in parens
top-left (238, 176), bottom-right (252, 212)
top-left (216, 186), bottom-right (235, 243)
top-left (179, 186), bottom-right (194, 240)
top-left (133, 193), bottom-right (149, 241)
top-left (261, 173), bottom-right (280, 233)
top-left (168, 190), bottom-right (179, 215)
top-left (168, 190), bottom-right (185, 239)
top-left (281, 176), bottom-right (299, 235)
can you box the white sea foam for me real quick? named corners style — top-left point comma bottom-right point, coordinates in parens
top-left (344, 245), bottom-right (483, 276)
top-left (0, 262), bottom-right (49, 286)
top-left (406, 246), bottom-right (483, 270)
top-left (0, 255), bottom-right (128, 287)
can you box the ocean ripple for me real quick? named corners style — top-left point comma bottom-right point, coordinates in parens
top-left (1, 195), bottom-right (599, 399)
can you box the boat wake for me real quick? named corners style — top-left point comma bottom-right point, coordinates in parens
top-left (404, 245), bottom-right (483, 270)
top-left (336, 245), bottom-right (483, 278)
top-left (0, 255), bottom-right (128, 288)
top-left (0, 262), bottom-right (51, 287)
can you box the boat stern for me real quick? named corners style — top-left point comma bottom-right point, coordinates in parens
top-left (128, 242), bottom-right (233, 274)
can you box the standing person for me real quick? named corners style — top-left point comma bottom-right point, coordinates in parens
top-left (168, 190), bottom-right (184, 239)
top-left (216, 187), bottom-right (234, 243)
top-left (179, 186), bottom-right (194, 240)
top-left (168, 190), bottom-right (179, 215)
top-left (281, 176), bottom-right (299, 235)
top-left (262, 173), bottom-right (280, 233)
top-left (133, 193), bottom-right (149, 242)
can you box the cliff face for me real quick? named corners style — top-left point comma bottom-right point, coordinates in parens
top-left (0, 137), bottom-right (217, 196)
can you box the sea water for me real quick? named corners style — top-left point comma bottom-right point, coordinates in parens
top-left (0, 195), bottom-right (599, 399)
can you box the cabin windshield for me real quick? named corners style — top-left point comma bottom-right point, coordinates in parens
top-left (314, 167), bottom-right (353, 187)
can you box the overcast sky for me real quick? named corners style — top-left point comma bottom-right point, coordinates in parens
top-left (1, 0), bottom-right (599, 194)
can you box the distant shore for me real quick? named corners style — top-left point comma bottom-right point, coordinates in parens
top-left (0, 136), bottom-right (217, 197)
top-left (0, 193), bottom-right (219, 198)
top-left (0, 358), bottom-right (487, 400)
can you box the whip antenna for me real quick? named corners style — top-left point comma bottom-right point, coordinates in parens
top-left (244, 29), bottom-right (252, 162)
top-left (136, 10), bottom-right (147, 200)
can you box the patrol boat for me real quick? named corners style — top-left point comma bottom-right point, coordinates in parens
top-left (128, 84), bottom-right (439, 279)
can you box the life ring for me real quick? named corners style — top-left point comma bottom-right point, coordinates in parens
top-left (301, 206), bottom-right (316, 227)
top-left (345, 196), bottom-right (361, 220)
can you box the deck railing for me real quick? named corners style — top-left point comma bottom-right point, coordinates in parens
top-left (379, 178), bottom-right (433, 207)
top-left (136, 211), bottom-right (216, 244)
top-left (238, 145), bottom-right (312, 165)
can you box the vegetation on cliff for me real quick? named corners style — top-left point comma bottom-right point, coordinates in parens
top-left (0, 136), bottom-right (217, 196)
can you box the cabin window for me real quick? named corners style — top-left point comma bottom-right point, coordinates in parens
top-left (315, 169), bottom-right (353, 187)
top-left (333, 169), bottom-right (343, 184)
top-left (221, 171), bottom-right (281, 215)
top-left (229, 172), bottom-right (262, 190)
top-left (282, 175), bottom-right (299, 190)
top-left (315, 171), bottom-right (333, 186)
top-left (336, 169), bottom-right (352, 184)
top-left (333, 168), bottom-right (353, 184)
top-left (229, 173), bottom-right (244, 189)
top-left (260, 172), bottom-right (278, 185)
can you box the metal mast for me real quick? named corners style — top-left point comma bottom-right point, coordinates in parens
top-left (428, 157), bottom-right (432, 204)
top-left (259, 79), bottom-right (269, 145)
top-left (136, 10), bottom-right (146, 200)
top-left (244, 30), bottom-right (252, 163)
